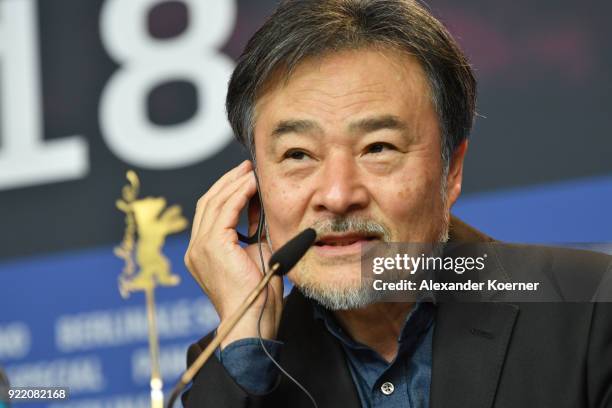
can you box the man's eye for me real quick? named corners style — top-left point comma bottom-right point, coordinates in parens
top-left (366, 142), bottom-right (394, 154)
top-left (284, 149), bottom-right (309, 160)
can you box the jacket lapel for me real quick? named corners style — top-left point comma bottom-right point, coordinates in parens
top-left (431, 216), bottom-right (519, 408)
top-left (277, 289), bottom-right (362, 407)
top-left (430, 302), bottom-right (518, 408)
top-left (430, 217), bottom-right (519, 408)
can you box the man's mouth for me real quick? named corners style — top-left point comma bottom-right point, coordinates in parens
top-left (313, 233), bottom-right (379, 256)
top-left (315, 234), bottom-right (378, 246)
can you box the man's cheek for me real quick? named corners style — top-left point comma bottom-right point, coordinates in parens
top-left (266, 203), bottom-right (302, 247)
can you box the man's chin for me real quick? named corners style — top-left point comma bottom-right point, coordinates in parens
top-left (309, 252), bottom-right (363, 267)
top-left (287, 253), bottom-right (376, 310)
top-left (289, 263), bottom-right (377, 310)
top-left (293, 280), bottom-right (380, 311)
top-left (291, 260), bottom-right (362, 286)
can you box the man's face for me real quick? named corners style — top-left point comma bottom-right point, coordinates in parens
top-left (253, 48), bottom-right (465, 309)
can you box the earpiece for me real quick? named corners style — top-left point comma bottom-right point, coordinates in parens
top-left (237, 231), bottom-right (259, 245)
top-left (237, 157), bottom-right (266, 245)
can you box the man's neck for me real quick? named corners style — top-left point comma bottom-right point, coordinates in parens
top-left (333, 302), bottom-right (414, 362)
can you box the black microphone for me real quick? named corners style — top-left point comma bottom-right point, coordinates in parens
top-left (269, 228), bottom-right (316, 276)
top-left (166, 228), bottom-right (317, 407)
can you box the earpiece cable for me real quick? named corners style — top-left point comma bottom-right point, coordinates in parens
top-left (252, 169), bottom-right (319, 408)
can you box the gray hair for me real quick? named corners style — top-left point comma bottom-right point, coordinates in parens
top-left (226, 0), bottom-right (477, 172)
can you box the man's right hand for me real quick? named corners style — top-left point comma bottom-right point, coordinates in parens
top-left (184, 160), bottom-right (284, 349)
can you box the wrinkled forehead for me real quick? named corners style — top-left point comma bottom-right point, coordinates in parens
top-left (250, 48), bottom-right (437, 149)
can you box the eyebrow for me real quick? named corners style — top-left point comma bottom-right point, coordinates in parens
top-left (270, 119), bottom-right (322, 138)
top-left (270, 115), bottom-right (407, 139)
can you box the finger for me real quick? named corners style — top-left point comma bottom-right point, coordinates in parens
top-left (187, 170), bottom-right (256, 274)
top-left (205, 160), bottom-right (252, 203)
top-left (210, 172), bottom-right (257, 239)
top-left (190, 160), bottom-right (251, 243)
top-left (186, 163), bottom-right (250, 274)
top-left (202, 170), bottom-right (256, 236)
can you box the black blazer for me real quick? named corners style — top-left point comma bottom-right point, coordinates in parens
top-left (182, 217), bottom-right (612, 408)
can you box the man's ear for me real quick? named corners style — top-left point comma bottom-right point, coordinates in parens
top-left (247, 187), bottom-right (262, 237)
top-left (445, 139), bottom-right (468, 208)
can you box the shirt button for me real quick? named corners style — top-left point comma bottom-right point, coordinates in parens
top-left (380, 381), bottom-right (395, 395)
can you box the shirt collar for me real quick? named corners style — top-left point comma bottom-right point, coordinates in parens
top-left (311, 298), bottom-right (435, 351)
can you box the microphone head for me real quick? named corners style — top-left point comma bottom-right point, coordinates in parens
top-left (268, 228), bottom-right (316, 276)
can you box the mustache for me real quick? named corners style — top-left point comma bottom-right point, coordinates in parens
top-left (309, 216), bottom-right (392, 242)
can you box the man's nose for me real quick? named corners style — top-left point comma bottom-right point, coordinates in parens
top-left (311, 153), bottom-right (369, 215)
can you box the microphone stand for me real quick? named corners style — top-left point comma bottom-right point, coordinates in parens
top-left (166, 263), bottom-right (279, 405)
top-left (166, 228), bottom-right (315, 407)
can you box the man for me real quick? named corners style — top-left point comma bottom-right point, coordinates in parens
top-left (182, 0), bottom-right (612, 407)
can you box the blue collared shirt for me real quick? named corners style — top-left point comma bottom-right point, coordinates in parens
top-left (215, 300), bottom-right (434, 407)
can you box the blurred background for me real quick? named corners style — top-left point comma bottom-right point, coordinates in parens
top-left (0, 0), bottom-right (610, 406)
